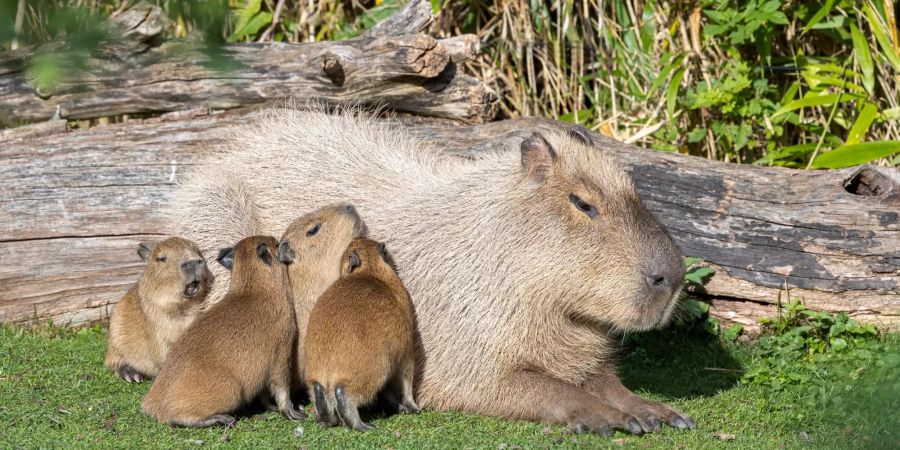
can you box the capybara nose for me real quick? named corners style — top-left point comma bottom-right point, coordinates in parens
top-left (646, 273), bottom-right (667, 288)
top-left (181, 259), bottom-right (204, 271)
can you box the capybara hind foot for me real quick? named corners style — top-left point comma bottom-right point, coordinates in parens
top-left (116, 365), bottom-right (146, 383)
top-left (397, 400), bottom-right (421, 414)
top-left (170, 414), bottom-right (236, 428)
top-left (335, 385), bottom-right (374, 432)
top-left (312, 382), bottom-right (339, 427)
top-left (281, 405), bottom-right (306, 421)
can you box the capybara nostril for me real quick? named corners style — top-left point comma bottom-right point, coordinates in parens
top-left (647, 274), bottom-right (666, 288)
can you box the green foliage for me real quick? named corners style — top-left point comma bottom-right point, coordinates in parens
top-left (5, 323), bottom-right (898, 448)
top-left (742, 298), bottom-right (886, 394)
top-left (673, 257), bottom-right (722, 337)
top-left (2, 1), bottom-right (898, 168)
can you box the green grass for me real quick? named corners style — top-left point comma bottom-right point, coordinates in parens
top-left (0, 325), bottom-right (896, 449)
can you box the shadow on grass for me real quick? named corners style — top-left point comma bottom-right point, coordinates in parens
top-left (618, 328), bottom-right (744, 399)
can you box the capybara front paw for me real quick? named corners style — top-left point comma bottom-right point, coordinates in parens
top-left (566, 416), bottom-right (612, 437)
top-left (620, 399), bottom-right (695, 432)
top-left (116, 365), bottom-right (145, 383)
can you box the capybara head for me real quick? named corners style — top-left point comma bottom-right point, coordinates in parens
top-left (276, 203), bottom-right (365, 278)
top-left (215, 235), bottom-right (284, 287)
top-left (517, 126), bottom-right (685, 332)
top-left (340, 238), bottom-right (394, 279)
top-left (137, 237), bottom-right (212, 303)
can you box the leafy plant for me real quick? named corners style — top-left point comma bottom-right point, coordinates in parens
top-left (742, 298), bottom-right (884, 394)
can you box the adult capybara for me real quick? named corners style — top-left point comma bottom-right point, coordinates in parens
top-left (169, 108), bottom-right (692, 435)
top-left (105, 238), bottom-right (211, 382)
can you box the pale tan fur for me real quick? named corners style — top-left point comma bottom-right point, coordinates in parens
top-left (304, 238), bottom-right (418, 430)
top-left (105, 237), bottom-right (211, 381)
top-left (141, 236), bottom-right (302, 427)
top-left (275, 204), bottom-right (364, 389)
top-left (168, 108), bottom-right (692, 433)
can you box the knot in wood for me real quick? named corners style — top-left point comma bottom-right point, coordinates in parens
top-left (322, 54), bottom-right (345, 87)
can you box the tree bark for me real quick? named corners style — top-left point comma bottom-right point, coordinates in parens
top-left (0, 2), bottom-right (496, 125)
top-left (1, 111), bottom-right (897, 332)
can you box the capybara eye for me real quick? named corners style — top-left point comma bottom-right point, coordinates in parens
top-left (569, 194), bottom-right (599, 219)
top-left (307, 223), bottom-right (322, 236)
top-left (156, 256), bottom-right (167, 263)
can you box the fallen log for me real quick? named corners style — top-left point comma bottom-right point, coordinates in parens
top-left (0, 1), bottom-right (497, 125)
top-left (1, 111), bottom-right (897, 332)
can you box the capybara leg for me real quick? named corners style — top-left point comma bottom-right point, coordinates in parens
top-left (312, 382), bottom-right (338, 427)
top-left (116, 365), bottom-right (146, 383)
top-left (334, 384), bottom-right (373, 432)
top-left (397, 360), bottom-right (420, 414)
top-left (584, 369), bottom-right (695, 433)
top-left (270, 383), bottom-right (305, 421)
top-left (170, 414), bottom-right (236, 428)
top-left (501, 369), bottom-right (643, 437)
top-left (269, 369), bottom-right (306, 421)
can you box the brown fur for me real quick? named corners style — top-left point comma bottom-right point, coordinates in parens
top-left (169, 108), bottom-right (694, 434)
top-left (304, 238), bottom-right (419, 431)
top-left (105, 237), bottom-right (211, 382)
top-left (274, 203), bottom-right (364, 390)
top-left (141, 236), bottom-right (303, 427)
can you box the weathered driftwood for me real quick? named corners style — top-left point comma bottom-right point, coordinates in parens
top-left (1, 111), bottom-right (897, 332)
top-left (0, 1), bottom-right (497, 125)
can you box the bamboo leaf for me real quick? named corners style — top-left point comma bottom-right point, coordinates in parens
top-left (803, 0), bottom-right (837, 34)
top-left (811, 141), bottom-right (900, 168)
top-left (666, 67), bottom-right (686, 118)
top-left (771, 93), bottom-right (862, 119)
top-left (231, 0), bottom-right (261, 37)
top-left (649, 53), bottom-right (684, 97)
top-left (228, 11), bottom-right (272, 42)
top-left (863, 5), bottom-right (900, 71)
top-left (846, 103), bottom-right (878, 145)
top-left (850, 23), bottom-right (875, 94)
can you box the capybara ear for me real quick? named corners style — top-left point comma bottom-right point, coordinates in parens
top-left (567, 125), bottom-right (593, 146)
top-left (277, 240), bottom-right (295, 264)
top-left (256, 242), bottom-right (272, 266)
top-left (520, 132), bottom-right (557, 182)
top-left (137, 243), bottom-right (152, 262)
top-left (347, 251), bottom-right (361, 275)
top-left (378, 242), bottom-right (387, 259)
top-left (217, 247), bottom-right (235, 271)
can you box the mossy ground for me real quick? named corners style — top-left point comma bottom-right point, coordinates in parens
top-left (0, 325), bottom-right (896, 449)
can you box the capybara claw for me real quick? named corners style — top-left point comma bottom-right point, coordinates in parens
top-left (624, 417), bottom-right (644, 435)
top-left (398, 402), bottom-right (421, 414)
top-left (117, 365), bottom-right (145, 383)
top-left (283, 407), bottom-right (306, 421)
top-left (567, 417), bottom-right (612, 437)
